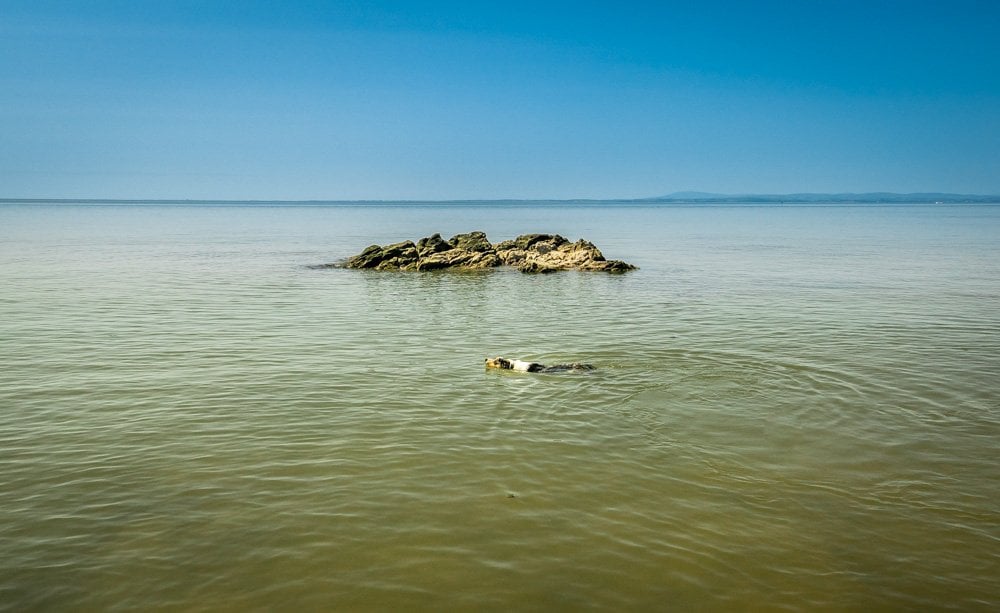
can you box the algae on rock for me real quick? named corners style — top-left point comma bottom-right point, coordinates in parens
top-left (328, 232), bottom-right (637, 273)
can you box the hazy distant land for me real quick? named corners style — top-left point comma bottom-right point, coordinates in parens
top-left (646, 192), bottom-right (1000, 204)
top-left (1, 192), bottom-right (998, 205)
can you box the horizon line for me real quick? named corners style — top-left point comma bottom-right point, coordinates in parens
top-left (3, 192), bottom-right (1000, 205)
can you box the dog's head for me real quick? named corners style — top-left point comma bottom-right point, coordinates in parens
top-left (485, 356), bottom-right (512, 370)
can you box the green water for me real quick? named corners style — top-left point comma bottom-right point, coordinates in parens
top-left (1, 202), bottom-right (998, 610)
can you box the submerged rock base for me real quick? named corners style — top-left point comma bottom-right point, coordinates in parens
top-left (329, 231), bottom-right (637, 273)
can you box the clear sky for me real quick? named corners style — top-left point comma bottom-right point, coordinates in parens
top-left (2, 0), bottom-right (998, 200)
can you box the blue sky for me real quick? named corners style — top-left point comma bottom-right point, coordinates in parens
top-left (2, 0), bottom-right (998, 199)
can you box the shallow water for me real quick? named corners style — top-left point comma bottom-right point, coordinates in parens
top-left (1, 202), bottom-right (999, 610)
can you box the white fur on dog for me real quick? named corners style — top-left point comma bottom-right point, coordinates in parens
top-left (508, 359), bottom-right (538, 372)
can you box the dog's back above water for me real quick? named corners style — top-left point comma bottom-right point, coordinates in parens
top-left (485, 356), bottom-right (596, 373)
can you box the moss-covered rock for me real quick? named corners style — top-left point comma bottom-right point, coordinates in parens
top-left (332, 231), bottom-right (636, 273)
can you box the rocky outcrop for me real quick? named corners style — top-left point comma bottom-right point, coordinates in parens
top-left (328, 231), bottom-right (636, 273)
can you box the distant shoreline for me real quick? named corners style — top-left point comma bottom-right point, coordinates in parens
top-left (2, 193), bottom-right (999, 206)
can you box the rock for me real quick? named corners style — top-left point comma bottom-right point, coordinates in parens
top-left (495, 233), bottom-right (567, 251)
top-left (341, 240), bottom-right (420, 270)
top-left (343, 244), bottom-right (386, 269)
top-left (333, 231), bottom-right (636, 273)
top-left (375, 240), bottom-right (419, 270)
top-left (448, 231), bottom-right (493, 252)
top-left (415, 233), bottom-right (452, 257)
top-left (517, 259), bottom-right (560, 274)
top-left (600, 259), bottom-right (636, 273)
top-left (415, 248), bottom-right (500, 270)
top-left (413, 253), bottom-right (458, 271)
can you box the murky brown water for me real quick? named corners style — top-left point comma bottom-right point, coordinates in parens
top-left (2, 202), bottom-right (998, 610)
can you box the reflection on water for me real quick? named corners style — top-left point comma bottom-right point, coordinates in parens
top-left (1, 203), bottom-right (999, 610)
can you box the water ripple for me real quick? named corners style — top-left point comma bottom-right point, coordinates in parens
top-left (2, 204), bottom-right (999, 610)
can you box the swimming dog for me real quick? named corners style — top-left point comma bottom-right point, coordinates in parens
top-left (485, 356), bottom-right (595, 373)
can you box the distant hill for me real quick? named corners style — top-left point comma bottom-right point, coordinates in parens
top-left (649, 192), bottom-right (1000, 204)
top-left (2, 192), bottom-right (998, 205)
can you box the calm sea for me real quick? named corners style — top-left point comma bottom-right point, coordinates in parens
top-left (1, 202), bottom-right (998, 611)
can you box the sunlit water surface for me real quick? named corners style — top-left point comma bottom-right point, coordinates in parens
top-left (1, 202), bottom-right (998, 610)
